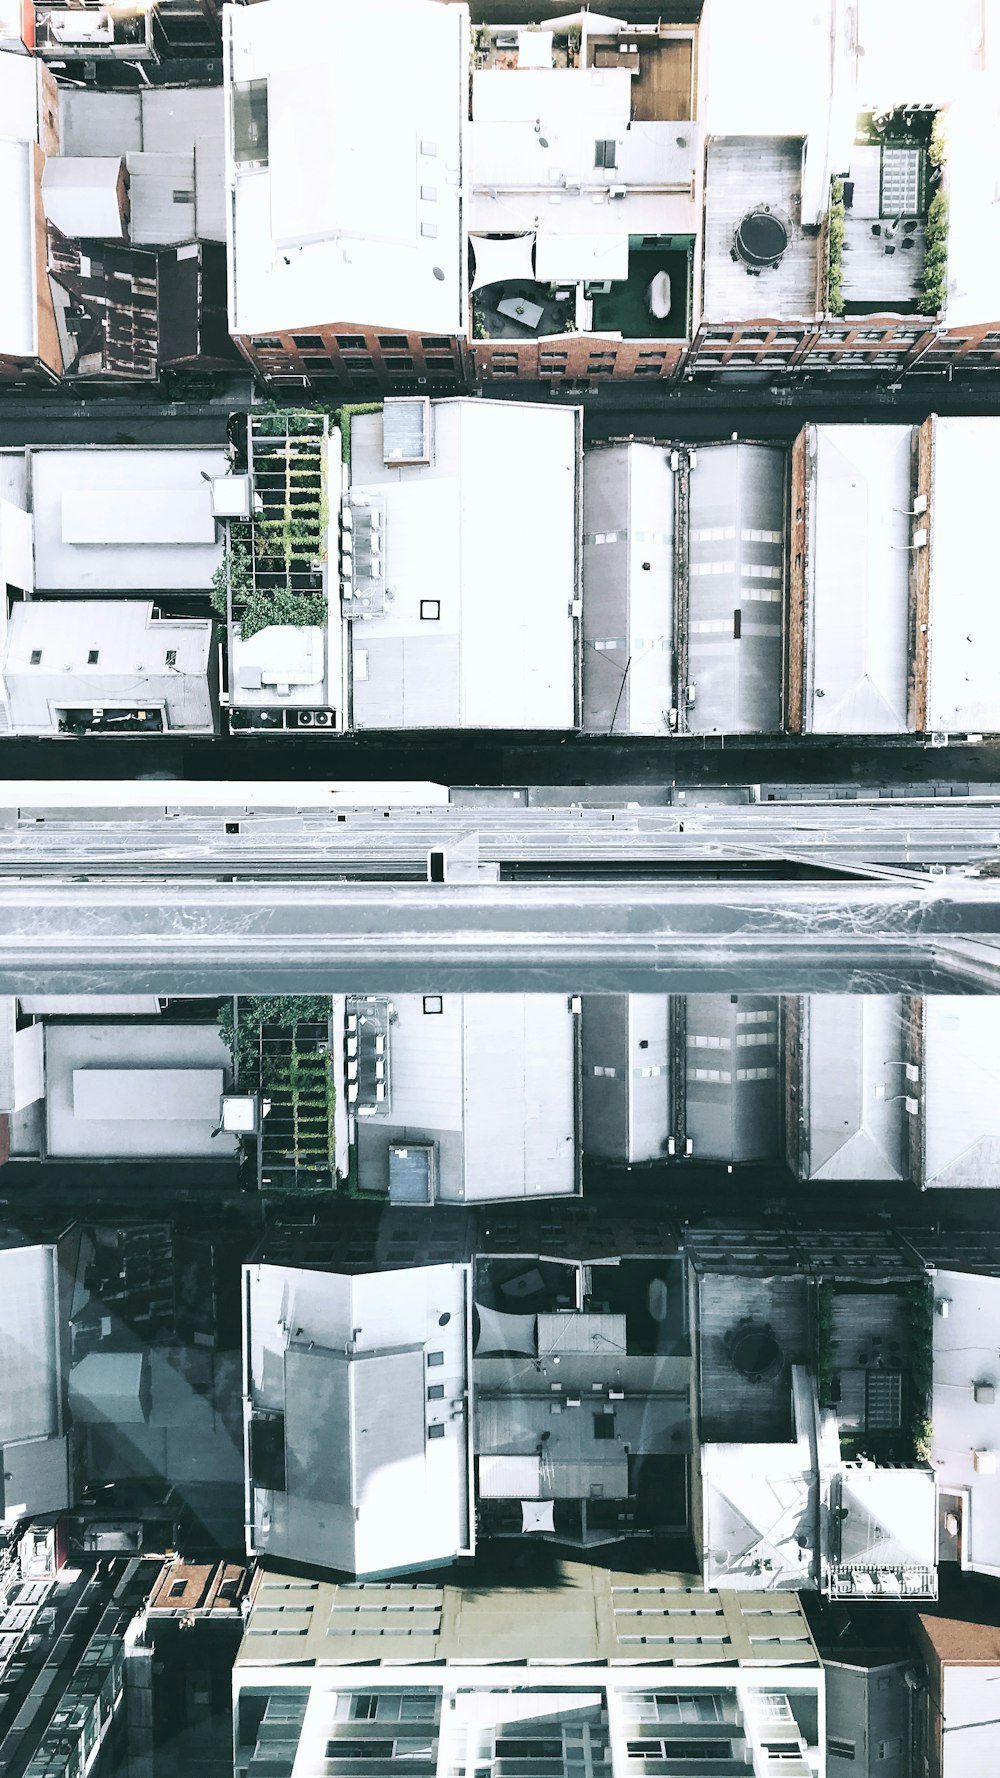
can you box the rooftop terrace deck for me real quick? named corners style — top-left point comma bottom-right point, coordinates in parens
top-left (703, 136), bottom-right (819, 324)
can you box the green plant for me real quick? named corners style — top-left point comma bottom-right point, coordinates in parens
top-left (472, 306), bottom-right (490, 341)
top-left (210, 525), bottom-right (253, 618)
top-left (333, 401), bottom-right (383, 464)
top-left (912, 1416), bottom-right (933, 1464)
top-left (219, 995), bottom-right (331, 1084)
top-left (237, 584), bottom-right (327, 641)
top-left (566, 24), bottom-right (581, 61)
top-left (827, 178), bottom-right (846, 317)
top-left (928, 110), bottom-right (947, 168)
top-left (921, 187), bottom-right (949, 314)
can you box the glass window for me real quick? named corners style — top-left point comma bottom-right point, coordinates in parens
top-left (232, 78), bottom-right (268, 165)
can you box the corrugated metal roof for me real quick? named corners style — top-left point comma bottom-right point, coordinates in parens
top-left (684, 992), bottom-right (779, 1161)
top-left (127, 151), bottom-right (196, 246)
top-left (582, 445), bottom-right (674, 735)
top-left (797, 995), bottom-right (908, 1181)
top-left (687, 444), bottom-right (785, 734)
top-left (806, 425), bottom-right (912, 734)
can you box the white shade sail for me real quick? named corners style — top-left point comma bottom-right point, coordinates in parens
top-left (474, 1302), bottom-right (539, 1357)
top-left (470, 231), bottom-right (537, 292)
top-left (521, 1499), bottom-right (556, 1533)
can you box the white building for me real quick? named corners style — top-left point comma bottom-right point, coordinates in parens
top-left (345, 400), bottom-right (580, 730)
top-left (223, 0), bottom-right (468, 376)
top-left (243, 1262), bottom-right (474, 1578)
top-left (0, 1241), bottom-right (71, 1526)
top-left (2, 600), bottom-right (217, 737)
top-left (469, 44), bottom-right (698, 343)
top-left (234, 1565), bottom-right (826, 1778)
top-left (931, 1269), bottom-right (1000, 1577)
top-left (582, 442), bottom-right (787, 736)
top-left (6, 1014), bottom-right (236, 1160)
top-left (785, 994), bottom-right (1000, 1190)
top-left (23, 446), bottom-right (227, 594)
top-left (346, 992), bottom-right (580, 1204)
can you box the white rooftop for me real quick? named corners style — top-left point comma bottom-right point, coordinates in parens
top-left (932, 1270), bottom-right (1000, 1576)
top-left (805, 426), bottom-right (912, 734)
top-left (28, 448), bottom-right (227, 593)
top-left (796, 995), bottom-right (908, 1181)
top-left (42, 1020), bottom-right (235, 1159)
top-left (348, 400), bottom-right (579, 730)
top-left (929, 420), bottom-right (1000, 733)
top-left (921, 997), bottom-right (1000, 1188)
top-left (943, 76), bottom-right (1000, 327)
top-left (352, 992), bottom-right (578, 1203)
top-left (244, 1262), bottom-right (473, 1577)
top-left (0, 137), bottom-right (38, 362)
top-left (469, 67), bottom-right (697, 269)
top-left (225, 0), bottom-right (468, 339)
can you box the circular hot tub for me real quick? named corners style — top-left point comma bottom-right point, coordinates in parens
top-left (725, 1323), bottom-right (784, 1383)
top-left (734, 207), bottom-right (789, 268)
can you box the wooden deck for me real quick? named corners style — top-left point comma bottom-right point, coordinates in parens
top-left (697, 1271), bottom-right (811, 1443)
top-left (703, 137), bottom-right (819, 325)
top-left (843, 145), bottom-right (925, 308)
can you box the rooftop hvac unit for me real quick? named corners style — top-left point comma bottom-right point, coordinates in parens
top-left (383, 397), bottom-right (432, 466)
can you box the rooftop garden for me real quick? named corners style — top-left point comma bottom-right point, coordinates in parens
top-left (212, 410), bottom-right (329, 638)
top-left (816, 1276), bottom-right (934, 1466)
top-left (218, 995), bottom-right (337, 1192)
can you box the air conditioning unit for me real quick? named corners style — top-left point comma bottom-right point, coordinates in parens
top-left (973, 1449), bottom-right (997, 1474)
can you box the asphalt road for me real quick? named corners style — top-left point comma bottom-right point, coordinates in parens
top-left (1, 731), bottom-right (998, 788)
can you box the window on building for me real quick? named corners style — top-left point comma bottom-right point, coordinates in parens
top-left (595, 138), bottom-right (617, 168)
top-left (165, 649), bottom-right (177, 667)
top-left (420, 600), bottom-right (440, 621)
top-left (495, 1742), bottom-right (563, 1760)
top-left (427, 1423), bottom-right (445, 1440)
top-left (627, 1741), bottom-right (731, 1762)
top-left (87, 649), bottom-right (99, 665)
top-left (420, 222), bottom-right (438, 239)
top-left (379, 336), bottom-right (409, 349)
top-left (594, 1412), bottom-right (616, 1440)
top-left (422, 338), bottom-right (450, 350)
top-left (426, 1351), bottom-right (445, 1368)
top-left (423, 996), bottom-right (443, 1014)
top-left (168, 1580), bottom-right (188, 1599)
top-left (326, 1743), bottom-right (395, 1759)
top-left (336, 336), bottom-right (367, 351)
top-left (250, 336), bottom-right (282, 350)
top-left (351, 1698), bottom-right (379, 1721)
top-left (427, 1384), bottom-right (445, 1400)
top-left (632, 1698), bottom-right (723, 1725)
top-left (232, 77), bottom-right (268, 165)
top-left (293, 334), bottom-right (324, 349)
top-left (29, 649), bottom-right (41, 665)
top-left (385, 357), bottom-right (414, 371)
